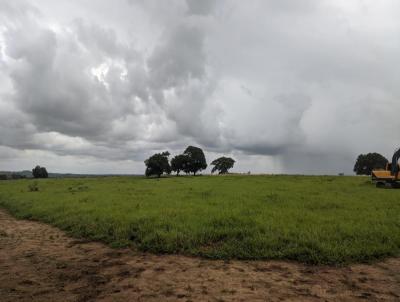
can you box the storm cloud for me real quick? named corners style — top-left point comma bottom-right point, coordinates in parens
top-left (0, 0), bottom-right (399, 174)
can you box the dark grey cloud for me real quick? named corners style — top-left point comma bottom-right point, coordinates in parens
top-left (186, 0), bottom-right (216, 15)
top-left (148, 24), bottom-right (206, 89)
top-left (0, 0), bottom-right (399, 174)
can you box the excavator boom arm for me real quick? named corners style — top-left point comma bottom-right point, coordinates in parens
top-left (391, 148), bottom-right (400, 175)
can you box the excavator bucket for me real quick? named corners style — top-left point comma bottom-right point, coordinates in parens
top-left (371, 170), bottom-right (397, 181)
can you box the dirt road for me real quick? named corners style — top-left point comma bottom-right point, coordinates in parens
top-left (0, 209), bottom-right (399, 301)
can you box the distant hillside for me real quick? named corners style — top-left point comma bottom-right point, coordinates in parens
top-left (0, 170), bottom-right (32, 178)
top-left (0, 171), bottom-right (143, 179)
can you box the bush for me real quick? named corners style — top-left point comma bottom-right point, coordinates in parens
top-left (28, 182), bottom-right (39, 192)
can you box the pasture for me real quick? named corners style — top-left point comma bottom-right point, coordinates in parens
top-left (0, 175), bottom-right (399, 265)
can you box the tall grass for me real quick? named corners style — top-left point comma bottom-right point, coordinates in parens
top-left (0, 175), bottom-right (399, 265)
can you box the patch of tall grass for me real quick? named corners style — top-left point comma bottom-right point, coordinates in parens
top-left (0, 175), bottom-right (399, 264)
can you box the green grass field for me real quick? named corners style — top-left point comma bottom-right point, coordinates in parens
top-left (0, 175), bottom-right (399, 265)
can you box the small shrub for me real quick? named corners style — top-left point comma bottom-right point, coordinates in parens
top-left (68, 185), bottom-right (89, 193)
top-left (28, 182), bottom-right (39, 192)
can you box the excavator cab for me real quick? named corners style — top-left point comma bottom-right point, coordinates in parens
top-left (371, 148), bottom-right (400, 188)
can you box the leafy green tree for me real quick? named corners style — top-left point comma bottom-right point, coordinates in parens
top-left (32, 165), bottom-right (48, 178)
top-left (211, 157), bottom-right (235, 174)
top-left (171, 154), bottom-right (190, 176)
top-left (353, 153), bottom-right (388, 175)
top-left (144, 151), bottom-right (171, 178)
top-left (183, 146), bottom-right (207, 176)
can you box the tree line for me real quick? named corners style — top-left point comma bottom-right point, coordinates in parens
top-left (0, 166), bottom-right (48, 180)
top-left (2, 150), bottom-right (389, 180)
top-left (144, 145), bottom-right (235, 178)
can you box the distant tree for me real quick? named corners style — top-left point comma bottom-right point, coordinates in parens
top-left (144, 151), bottom-right (171, 178)
top-left (171, 154), bottom-right (190, 176)
top-left (183, 146), bottom-right (207, 176)
top-left (32, 166), bottom-right (48, 178)
top-left (211, 157), bottom-right (235, 174)
top-left (353, 153), bottom-right (388, 175)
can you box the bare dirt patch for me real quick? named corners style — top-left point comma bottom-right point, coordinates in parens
top-left (0, 209), bottom-right (399, 302)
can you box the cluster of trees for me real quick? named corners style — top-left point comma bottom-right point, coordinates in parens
top-left (353, 153), bottom-right (388, 175)
top-left (144, 146), bottom-right (235, 178)
top-left (32, 165), bottom-right (48, 178)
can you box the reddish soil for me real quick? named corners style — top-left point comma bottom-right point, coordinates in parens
top-left (0, 209), bottom-right (399, 301)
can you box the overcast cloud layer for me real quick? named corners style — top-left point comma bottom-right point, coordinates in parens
top-left (0, 0), bottom-right (399, 174)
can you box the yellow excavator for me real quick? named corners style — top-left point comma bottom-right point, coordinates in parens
top-left (371, 148), bottom-right (400, 188)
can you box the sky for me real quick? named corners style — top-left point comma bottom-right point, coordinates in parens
top-left (0, 0), bottom-right (399, 175)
